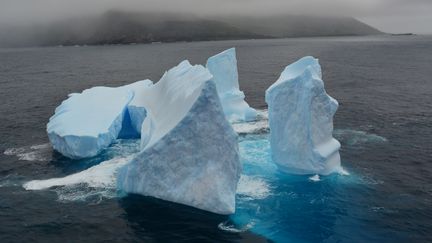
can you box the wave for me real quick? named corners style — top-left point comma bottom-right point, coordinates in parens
top-left (24, 156), bottom-right (131, 191)
top-left (237, 175), bottom-right (271, 200)
top-left (3, 143), bottom-right (52, 161)
top-left (218, 220), bottom-right (256, 233)
top-left (333, 129), bottom-right (387, 145)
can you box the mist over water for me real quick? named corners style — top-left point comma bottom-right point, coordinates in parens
top-left (0, 0), bottom-right (431, 45)
top-left (0, 35), bottom-right (432, 242)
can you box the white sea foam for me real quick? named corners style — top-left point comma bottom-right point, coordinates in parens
top-left (30, 143), bottom-right (51, 150)
top-left (232, 120), bottom-right (269, 134)
top-left (254, 109), bottom-right (268, 120)
top-left (333, 129), bottom-right (387, 145)
top-left (309, 174), bottom-right (320, 182)
top-left (232, 109), bottom-right (269, 134)
top-left (218, 220), bottom-right (256, 233)
top-left (338, 167), bottom-right (350, 176)
top-left (23, 156), bottom-right (131, 190)
top-left (236, 175), bottom-right (271, 200)
top-left (54, 186), bottom-right (118, 202)
top-left (3, 147), bottom-right (25, 155)
top-left (4, 143), bottom-right (52, 161)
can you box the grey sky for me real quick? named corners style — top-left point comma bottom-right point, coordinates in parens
top-left (0, 0), bottom-right (431, 34)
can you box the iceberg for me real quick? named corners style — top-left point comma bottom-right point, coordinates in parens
top-left (47, 80), bottom-right (152, 159)
top-left (265, 56), bottom-right (342, 175)
top-left (206, 48), bottom-right (257, 122)
top-left (117, 60), bottom-right (241, 215)
top-left (47, 48), bottom-right (258, 159)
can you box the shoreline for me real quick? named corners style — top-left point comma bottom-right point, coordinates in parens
top-left (0, 33), bottom-right (405, 49)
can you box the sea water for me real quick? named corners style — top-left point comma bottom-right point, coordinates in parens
top-left (1, 35), bottom-right (432, 242)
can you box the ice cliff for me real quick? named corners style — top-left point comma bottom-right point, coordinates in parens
top-left (117, 61), bottom-right (241, 214)
top-left (47, 80), bottom-right (152, 159)
top-left (265, 56), bottom-right (342, 175)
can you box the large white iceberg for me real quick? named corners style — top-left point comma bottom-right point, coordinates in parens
top-left (265, 56), bottom-right (342, 175)
top-left (117, 60), bottom-right (241, 214)
top-left (206, 48), bottom-right (257, 122)
top-left (47, 48), bottom-right (259, 159)
top-left (47, 80), bottom-right (152, 159)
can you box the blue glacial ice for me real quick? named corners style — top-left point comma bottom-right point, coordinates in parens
top-left (117, 61), bottom-right (242, 215)
top-left (206, 48), bottom-right (257, 122)
top-left (265, 56), bottom-right (342, 175)
top-left (47, 80), bottom-right (152, 159)
top-left (48, 48), bottom-right (258, 159)
top-left (120, 80), bottom-right (154, 136)
top-left (38, 51), bottom-right (348, 219)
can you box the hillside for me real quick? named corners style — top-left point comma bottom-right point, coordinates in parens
top-left (0, 11), bottom-right (382, 47)
top-left (220, 15), bottom-right (382, 37)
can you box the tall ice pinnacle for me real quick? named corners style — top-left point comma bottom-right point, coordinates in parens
top-left (206, 48), bottom-right (257, 122)
top-left (265, 56), bottom-right (342, 175)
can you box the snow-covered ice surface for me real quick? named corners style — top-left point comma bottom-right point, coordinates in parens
top-left (47, 80), bottom-right (152, 159)
top-left (265, 56), bottom-right (342, 175)
top-left (117, 61), bottom-right (241, 215)
top-left (206, 48), bottom-right (257, 122)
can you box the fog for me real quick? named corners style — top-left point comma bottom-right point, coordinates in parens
top-left (0, 0), bottom-right (431, 34)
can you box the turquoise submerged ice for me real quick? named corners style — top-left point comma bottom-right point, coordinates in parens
top-left (47, 80), bottom-right (152, 159)
top-left (265, 56), bottom-right (342, 175)
top-left (117, 61), bottom-right (241, 215)
top-left (206, 48), bottom-right (257, 122)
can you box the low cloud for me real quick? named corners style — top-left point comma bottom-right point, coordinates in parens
top-left (0, 0), bottom-right (430, 33)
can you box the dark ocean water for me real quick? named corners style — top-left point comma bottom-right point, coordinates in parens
top-left (0, 35), bottom-right (431, 242)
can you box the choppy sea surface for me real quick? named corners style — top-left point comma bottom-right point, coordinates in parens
top-left (1, 35), bottom-right (431, 242)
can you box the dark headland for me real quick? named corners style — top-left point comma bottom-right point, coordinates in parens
top-left (0, 11), bottom-right (383, 47)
